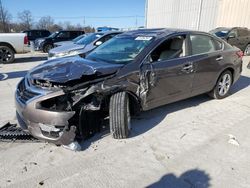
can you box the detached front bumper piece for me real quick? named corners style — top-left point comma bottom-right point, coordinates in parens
top-left (15, 78), bottom-right (76, 145)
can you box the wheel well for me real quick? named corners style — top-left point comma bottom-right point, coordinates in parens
top-left (0, 42), bottom-right (16, 53)
top-left (225, 67), bottom-right (234, 83)
top-left (127, 92), bottom-right (141, 116)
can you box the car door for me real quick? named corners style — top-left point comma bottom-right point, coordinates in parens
top-left (237, 28), bottom-right (250, 51)
top-left (141, 34), bottom-right (195, 110)
top-left (54, 31), bottom-right (71, 42)
top-left (227, 29), bottom-right (240, 48)
top-left (189, 34), bottom-right (224, 96)
top-left (227, 29), bottom-right (248, 51)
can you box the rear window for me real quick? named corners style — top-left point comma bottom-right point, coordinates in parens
top-left (190, 35), bottom-right (216, 55)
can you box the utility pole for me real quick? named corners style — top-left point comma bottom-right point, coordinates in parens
top-left (197, 0), bottom-right (203, 30)
top-left (0, 0), bottom-right (7, 32)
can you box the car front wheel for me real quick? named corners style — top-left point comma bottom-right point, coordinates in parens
top-left (0, 46), bottom-right (15, 64)
top-left (109, 92), bottom-right (131, 139)
top-left (43, 44), bottom-right (53, 53)
top-left (209, 70), bottom-right (232, 99)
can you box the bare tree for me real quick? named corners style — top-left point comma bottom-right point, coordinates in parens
top-left (0, 0), bottom-right (11, 32)
top-left (37, 16), bottom-right (54, 30)
top-left (18, 10), bottom-right (33, 30)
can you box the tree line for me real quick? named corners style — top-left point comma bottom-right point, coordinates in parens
top-left (0, 2), bottom-right (95, 33)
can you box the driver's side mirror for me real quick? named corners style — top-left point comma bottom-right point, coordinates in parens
top-left (228, 33), bottom-right (236, 39)
top-left (95, 41), bottom-right (103, 46)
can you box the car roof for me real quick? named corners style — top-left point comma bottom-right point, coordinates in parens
top-left (213, 27), bottom-right (249, 31)
top-left (117, 28), bottom-right (195, 38)
top-left (97, 31), bottom-right (123, 35)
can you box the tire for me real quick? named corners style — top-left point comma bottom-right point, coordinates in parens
top-left (244, 44), bottom-right (250, 56)
top-left (109, 92), bottom-right (131, 139)
top-left (0, 46), bottom-right (15, 64)
top-left (209, 70), bottom-right (232, 99)
top-left (43, 44), bottom-right (53, 53)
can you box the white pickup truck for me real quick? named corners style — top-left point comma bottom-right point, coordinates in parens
top-left (0, 33), bottom-right (30, 63)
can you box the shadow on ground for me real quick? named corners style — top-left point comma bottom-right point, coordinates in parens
top-left (6, 56), bottom-right (47, 64)
top-left (231, 75), bottom-right (250, 94)
top-left (0, 70), bottom-right (28, 80)
top-left (147, 169), bottom-right (210, 188)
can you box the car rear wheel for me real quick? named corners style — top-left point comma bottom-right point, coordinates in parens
top-left (244, 44), bottom-right (250, 56)
top-left (0, 46), bottom-right (15, 64)
top-left (43, 44), bottom-right (53, 53)
top-left (109, 92), bottom-right (131, 139)
top-left (209, 70), bottom-right (232, 99)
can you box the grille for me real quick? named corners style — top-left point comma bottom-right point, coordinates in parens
top-left (17, 79), bottom-right (39, 103)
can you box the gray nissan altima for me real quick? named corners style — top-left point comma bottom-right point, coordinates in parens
top-left (15, 28), bottom-right (242, 146)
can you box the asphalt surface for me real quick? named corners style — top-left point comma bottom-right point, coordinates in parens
top-left (0, 53), bottom-right (250, 188)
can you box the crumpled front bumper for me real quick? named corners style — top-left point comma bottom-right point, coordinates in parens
top-left (15, 78), bottom-right (76, 145)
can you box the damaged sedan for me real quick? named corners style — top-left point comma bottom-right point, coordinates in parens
top-left (15, 28), bottom-right (242, 146)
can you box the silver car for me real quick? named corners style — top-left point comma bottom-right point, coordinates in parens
top-left (48, 31), bottom-right (122, 59)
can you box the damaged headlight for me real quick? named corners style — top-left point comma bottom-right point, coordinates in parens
top-left (38, 94), bottom-right (73, 111)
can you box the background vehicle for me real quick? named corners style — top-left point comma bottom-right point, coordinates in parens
top-left (0, 33), bottom-right (30, 63)
top-left (48, 31), bottom-right (121, 59)
top-left (22, 30), bottom-right (51, 41)
top-left (97, 26), bottom-right (119, 32)
top-left (54, 34), bottom-right (88, 47)
top-left (15, 29), bottom-right (242, 145)
top-left (210, 27), bottom-right (250, 55)
top-left (34, 30), bottom-right (85, 53)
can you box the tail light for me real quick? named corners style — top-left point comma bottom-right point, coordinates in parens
top-left (24, 35), bottom-right (29, 45)
top-left (236, 50), bottom-right (244, 59)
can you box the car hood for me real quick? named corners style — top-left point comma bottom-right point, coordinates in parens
top-left (28, 56), bottom-right (123, 84)
top-left (54, 41), bottom-right (74, 47)
top-left (49, 43), bottom-right (86, 54)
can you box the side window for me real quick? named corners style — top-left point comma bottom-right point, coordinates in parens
top-left (190, 35), bottom-right (216, 55)
top-left (212, 39), bottom-right (223, 50)
top-left (98, 34), bottom-right (117, 43)
top-left (57, 31), bottom-right (70, 39)
top-left (150, 35), bottom-right (186, 62)
top-left (70, 32), bottom-right (78, 38)
top-left (229, 29), bottom-right (238, 37)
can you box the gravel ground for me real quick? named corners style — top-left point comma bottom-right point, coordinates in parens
top-left (0, 53), bottom-right (250, 188)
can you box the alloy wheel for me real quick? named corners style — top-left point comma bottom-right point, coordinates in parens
top-left (0, 47), bottom-right (13, 63)
top-left (218, 73), bottom-right (231, 96)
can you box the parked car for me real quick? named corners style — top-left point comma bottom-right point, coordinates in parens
top-left (34, 30), bottom-right (85, 53)
top-left (15, 28), bottom-right (242, 146)
top-left (0, 33), bottom-right (30, 63)
top-left (97, 26), bottom-right (119, 32)
top-left (54, 34), bottom-right (88, 47)
top-left (210, 27), bottom-right (250, 55)
top-left (22, 30), bottom-right (51, 41)
top-left (48, 31), bottom-right (122, 59)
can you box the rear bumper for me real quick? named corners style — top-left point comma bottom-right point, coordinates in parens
top-left (15, 78), bottom-right (76, 145)
top-left (233, 60), bottom-right (242, 84)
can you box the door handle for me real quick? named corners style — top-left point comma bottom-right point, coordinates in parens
top-left (182, 63), bottom-right (193, 72)
top-left (216, 56), bottom-right (223, 61)
top-left (182, 65), bottom-right (193, 70)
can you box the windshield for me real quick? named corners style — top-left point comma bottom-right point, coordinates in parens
top-left (210, 29), bottom-right (230, 37)
top-left (48, 32), bottom-right (58, 38)
top-left (76, 33), bottom-right (103, 45)
top-left (72, 34), bottom-right (87, 42)
top-left (86, 36), bottom-right (154, 64)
